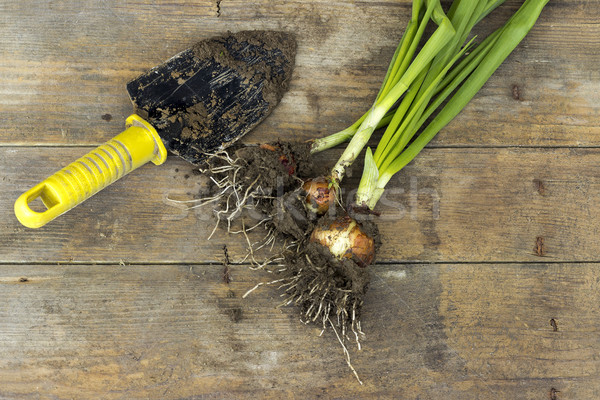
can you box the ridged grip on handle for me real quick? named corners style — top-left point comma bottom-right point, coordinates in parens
top-left (14, 115), bottom-right (167, 228)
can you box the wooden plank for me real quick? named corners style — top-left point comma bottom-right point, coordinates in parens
top-left (3, 146), bottom-right (600, 264)
top-left (2, 2), bottom-right (598, 398)
top-left (0, 262), bottom-right (598, 399)
top-left (0, 1), bottom-right (597, 147)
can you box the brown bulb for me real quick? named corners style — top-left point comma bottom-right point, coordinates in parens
top-left (310, 215), bottom-right (375, 267)
top-left (302, 177), bottom-right (336, 215)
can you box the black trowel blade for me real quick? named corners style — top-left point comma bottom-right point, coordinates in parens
top-left (127, 31), bottom-right (296, 165)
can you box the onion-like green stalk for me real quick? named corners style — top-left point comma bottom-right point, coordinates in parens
top-left (329, 0), bottom-right (457, 185)
top-left (309, 0), bottom-right (511, 155)
top-left (310, 0), bottom-right (433, 154)
top-left (309, 112), bottom-right (394, 154)
top-left (357, 0), bottom-right (550, 209)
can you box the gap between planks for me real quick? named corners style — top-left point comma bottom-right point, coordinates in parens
top-left (2, 260), bottom-right (600, 266)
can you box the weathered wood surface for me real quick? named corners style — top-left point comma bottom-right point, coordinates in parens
top-left (1, 0), bottom-right (600, 398)
top-left (2, 146), bottom-right (600, 263)
top-left (1, 263), bottom-right (599, 399)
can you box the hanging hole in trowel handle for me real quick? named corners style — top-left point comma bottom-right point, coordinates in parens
top-left (28, 198), bottom-right (48, 213)
top-left (29, 194), bottom-right (53, 213)
top-left (14, 181), bottom-right (66, 229)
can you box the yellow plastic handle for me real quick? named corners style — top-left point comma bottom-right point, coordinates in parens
top-left (14, 114), bottom-right (167, 228)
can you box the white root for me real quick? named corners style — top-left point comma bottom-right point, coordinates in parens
top-left (242, 278), bottom-right (286, 299)
top-left (328, 317), bottom-right (363, 385)
top-left (183, 149), bottom-right (278, 249)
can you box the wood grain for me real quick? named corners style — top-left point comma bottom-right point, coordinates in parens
top-left (0, 0), bottom-right (597, 147)
top-left (3, 146), bottom-right (600, 264)
top-left (1, 0), bottom-right (599, 398)
top-left (0, 262), bottom-right (598, 399)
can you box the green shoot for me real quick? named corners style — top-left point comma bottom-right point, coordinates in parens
top-left (358, 0), bottom-right (549, 209)
top-left (330, 0), bottom-right (456, 185)
top-left (309, 0), bottom-right (509, 154)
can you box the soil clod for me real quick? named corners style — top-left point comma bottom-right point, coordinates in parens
top-left (228, 308), bottom-right (243, 322)
top-left (535, 236), bottom-right (545, 257)
top-left (223, 245), bottom-right (232, 284)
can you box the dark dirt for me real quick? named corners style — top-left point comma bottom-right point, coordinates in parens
top-left (191, 30), bottom-right (296, 87)
top-left (202, 141), bottom-right (317, 225)
top-left (229, 142), bottom-right (324, 240)
top-left (222, 245), bottom-right (231, 284)
top-left (181, 30), bottom-right (296, 146)
top-left (301, 240), bottom-right (370, 296)
top-left (512, 84), bottom-right (522, 101)
top-left (271, 188), bottom-right (316, 241)
top-left (535, 236), bottom-right (545, 257)
top-left (233, 142), bottom-right (311, 195)
top-left (192, 30), bottom-right (296, 106)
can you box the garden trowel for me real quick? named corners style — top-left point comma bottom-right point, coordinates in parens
top-left (14, 30), bottom-right (296, 228)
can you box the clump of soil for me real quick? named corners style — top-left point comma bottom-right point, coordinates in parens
top-left (181, 30), bottom-right (296, 147)
top-left (200, 141), bottom-right (383, 331)
top-left (191, 30), bottom-right (297, 106)
top-left (199, 141), bottom-right (320, 237)
top-left (250, 214), bottom-right (380, 384)
top-left (270, 188), bottom-right (316, 241)
top-left (280, 239), bottom-right (371, 328)
top-left (279, 216), bottom-right (379, 321)
top-left (233, 142), bottom-right (311, 196)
